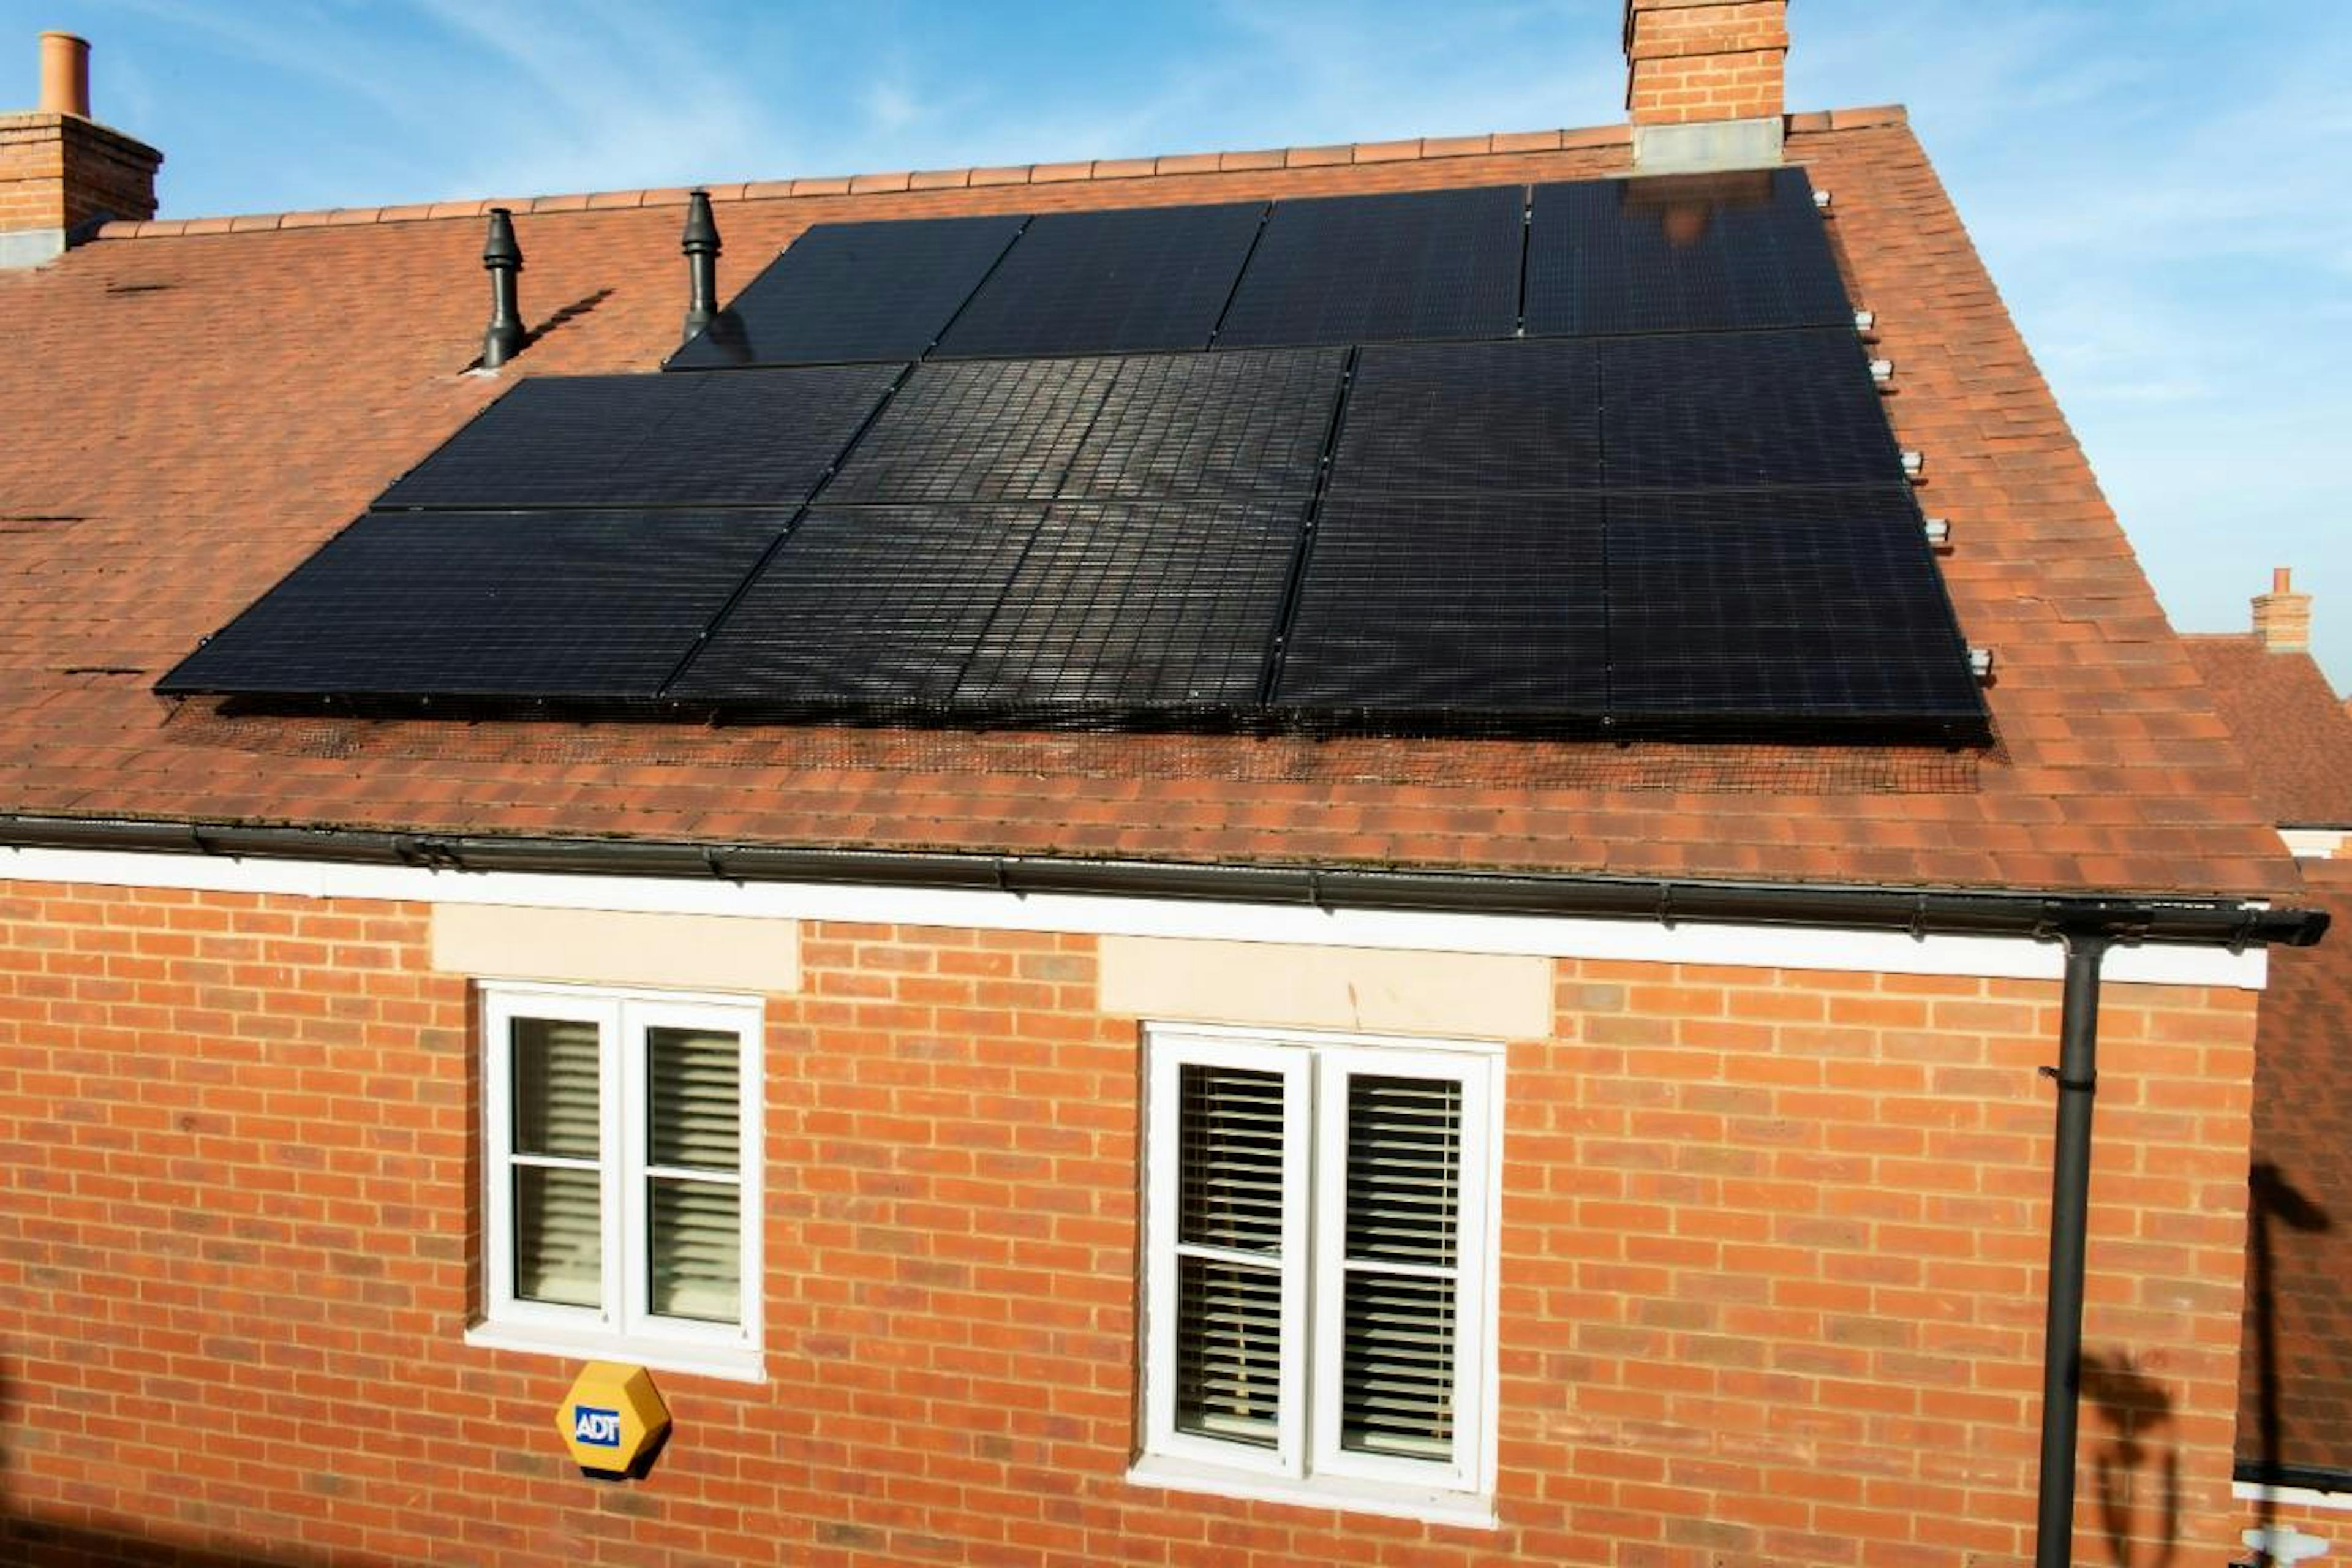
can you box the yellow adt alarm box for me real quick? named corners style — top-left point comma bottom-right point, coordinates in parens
top-left (556, 1362), bottom-right (671, 1479)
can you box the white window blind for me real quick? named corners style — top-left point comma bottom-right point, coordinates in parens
top-left (1142, 1025), bottom-right (1496, 1510)
top-left (481, 986), bottom-right (762, 1371)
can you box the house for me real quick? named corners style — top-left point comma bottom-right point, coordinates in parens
top-left (2182, 575), bottom-right (2352, 1557)
top-left (0, 7), bottom-right (2326, 1565)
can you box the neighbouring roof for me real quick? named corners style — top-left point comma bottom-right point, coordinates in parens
top-left (2240, 857), bottom-right (2352, 1485)
top-left (0, 110), bottom-right (2298, 897)
top-left (2184, 635), bottom-right (2352, 827)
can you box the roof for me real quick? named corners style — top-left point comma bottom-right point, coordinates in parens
top-left (2183, 635), bottom-right (2352, 827)
top-left (2240, 858), bottom-right (2352, 1484)
top-left (0, 109), bottom-right (2297, 899)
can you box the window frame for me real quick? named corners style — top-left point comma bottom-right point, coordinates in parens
top-left (1136, 1022), bottom-right (1502, 1521)
top-left (473, 981), bottom-right (764, 1381)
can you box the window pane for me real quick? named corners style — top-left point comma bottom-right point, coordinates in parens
top-left (1341, 1271), bottom-right (1455, 1460)
top-left (514, 1165), bottom-right (601, 1306)
top-left (1176, 1254), bottom-right (1283, 1448)
top-left (1344, 1074), bottom-right (1461, 1266)
top-left (1178, 1063), bottom-right (1285, 1252)
top-left (513, 1017), bottom-right (600, 1159)
top-left (649, 1026), bottom-right (741, 1172)
top-left (649, 1176), bottom-right (741, 1323)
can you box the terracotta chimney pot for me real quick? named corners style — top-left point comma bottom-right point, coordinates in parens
top-left (2252, 567), bottom-right (2313, 654)
top-left (39, 31), bottom-right (89, 118)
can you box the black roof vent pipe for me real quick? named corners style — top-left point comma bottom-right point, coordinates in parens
top-left (480, 208), bottom-right (524, 369)
top-left (681, 189), bottom-right (721, 345)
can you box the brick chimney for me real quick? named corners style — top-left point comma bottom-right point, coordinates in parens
top-left (1, 33), bottom-right (162, 269)
top-left (1623, 0), bottom-right (1789, 174)
top-left (2253, 567), bottom-right (2313, 654)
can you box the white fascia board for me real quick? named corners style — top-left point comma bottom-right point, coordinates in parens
top-left (2234, 1477), bottom-right (2352, 1513)
top-left (2280, 827), bottom-right (2349, 859)
top-left (0, 843), bottom-right (2266, 990)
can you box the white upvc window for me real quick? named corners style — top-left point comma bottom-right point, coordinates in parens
top-left (470, 982), bottom-right (763, 1381)
top-left (1134, 1023), bottom-right (1501, 1525)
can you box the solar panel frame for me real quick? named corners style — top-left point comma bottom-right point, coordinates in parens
top-left (1213, 184), bottom-right (1526, 351)
top-left (375, 366), bottom-right (902, 511)
top-left (1599, 328), bottom-right (1904, 490)
top-left (1605, 487), bottom-right (1986, 735)
top-left (1058, 347), bottom-right (1348, 502)
top-left (156, 510), bottom-right (789, 701)
top-left (1275, 491), bottom-right (1609, 725)
top-left (931, 202), bottom-right (1268, 361)
top-left (1330, 339), bottom-right (1602, 495)
top-left (665, 214), bottom-right (1027, 369)
top-left (1523, 168), bottom-right (1853, 338)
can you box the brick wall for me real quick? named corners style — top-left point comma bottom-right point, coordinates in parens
top-left (0, 111), bottom-right (159, 236)
top-left (1, 879), bottom-right (2261, 1565)
top-left (1624, 0), bottom-right (1789, 126)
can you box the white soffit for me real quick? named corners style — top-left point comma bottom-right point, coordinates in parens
top-left (0, 844), bottom-right (2267, 990)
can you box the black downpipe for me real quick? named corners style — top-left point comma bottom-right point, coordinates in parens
top-left (680, 189), bottom-right (720, 345)
top-left (2032, 928), bottom-right (2111, 1568)
top-left (480, 208), bottom-right (524, 369)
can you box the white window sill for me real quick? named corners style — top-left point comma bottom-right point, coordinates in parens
top-left (1126, 1453), bottom-right (1498, 1531)
top-left (2234, 1477), bottom-right (2352, 1513)
top-left (464, 1321), bottom-right (765, 1384)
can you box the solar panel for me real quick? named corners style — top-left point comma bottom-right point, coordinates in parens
top-left (932, 202), bottom-right (1267, 360)
top-left (956, 499), bottom-right (1303, 709)
top-left (824, 356), bottom-right (1121, 505)
top-left (666, 214), bottom-right (1025, 369)
top-left (1275, 491), bottom-right (1608, 722)
top-left (1600, 328), bottom-right (1900, 489)
top-left (156, 510), bottom-right (786, 700)
top-left (376, 366), bottom-right (901, 510)
top-left (1605, 488), bottom-right (1985, 733)
top-left (1059, 347), bottom-right (1348, 501)
top-left (1331, 339), bottom-right (1600, 494)
top-left (1524, 168), bottom-right (1852, 337)
top-left (1215, 184), bottom-right (1525, 350)
top-left (668, 505), bottom-right (1042, 708)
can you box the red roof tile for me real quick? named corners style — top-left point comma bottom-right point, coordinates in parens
top-left (2184, 635), bottom-right (2352, 827)
top-left (0, 113), bottom-right (2297, 897)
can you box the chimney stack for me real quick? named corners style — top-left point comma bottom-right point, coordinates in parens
top-left (1623, 0), bottom-right (1788, 174)
top-left (2253, 567), bottom-right (2313, 654)
top-left (1, 32), bottom-right (161, 268)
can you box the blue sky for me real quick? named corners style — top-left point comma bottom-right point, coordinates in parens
top-left (11, 1), bottom-right (2350, 687)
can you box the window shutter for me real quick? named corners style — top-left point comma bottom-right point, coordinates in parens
top-left (645, 1025), bottom-right (742, 1322)
top-left (1173, 1063), bottom-right (1287, 1447)
top-left (1338, 1074), bottom-right (1460, 1461)
top-left (511, 1017), bottom-right (603, 1307)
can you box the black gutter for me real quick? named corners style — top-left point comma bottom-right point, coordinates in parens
top-left (0, 812), bottom-right (2328, 949)
top-left (2032, 927), bottom-right (2109, 1568)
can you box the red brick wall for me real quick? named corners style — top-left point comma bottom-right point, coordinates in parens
top-left (1, 880), bottom-right (2260, 1564)
top-left (1624, 0), bottom-right (1789, 126)
top-left (0, 113), bottom-right (159, 235)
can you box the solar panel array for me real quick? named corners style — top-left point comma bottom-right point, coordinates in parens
top-left (162, 167), bottom-right (1989, 745)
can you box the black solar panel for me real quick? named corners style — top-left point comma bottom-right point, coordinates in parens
top-left (1215, 184), bottom-right (1525, 350)
top-left (1332, 339), bottom-right (1600, 494)
top-left (157, 510), bottom-right (785, 700)
top-left (956, 499), bottom-right (1303, 709)
top-left (1060, 348), bottom-right (1348, 501)
top-left (669, 505), bottom-right (1042, 707)
top-left (666, 214), bottom-right (1025, 369)
top-left (377, 366), bottom-right (901, 510)
top-left (1276, 491), bottom-right (1608, 721)
top-left (933, 202), bottom-right (1267, 360)
top-left (1600, 328), bottom-right (1900, 489)
top-left (1524, 168), bottom-right (1852, 337)
top-left (825, 357), bottom-right (1121, 504)
top-left (1606, 488), bottom-right (1982, 732)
